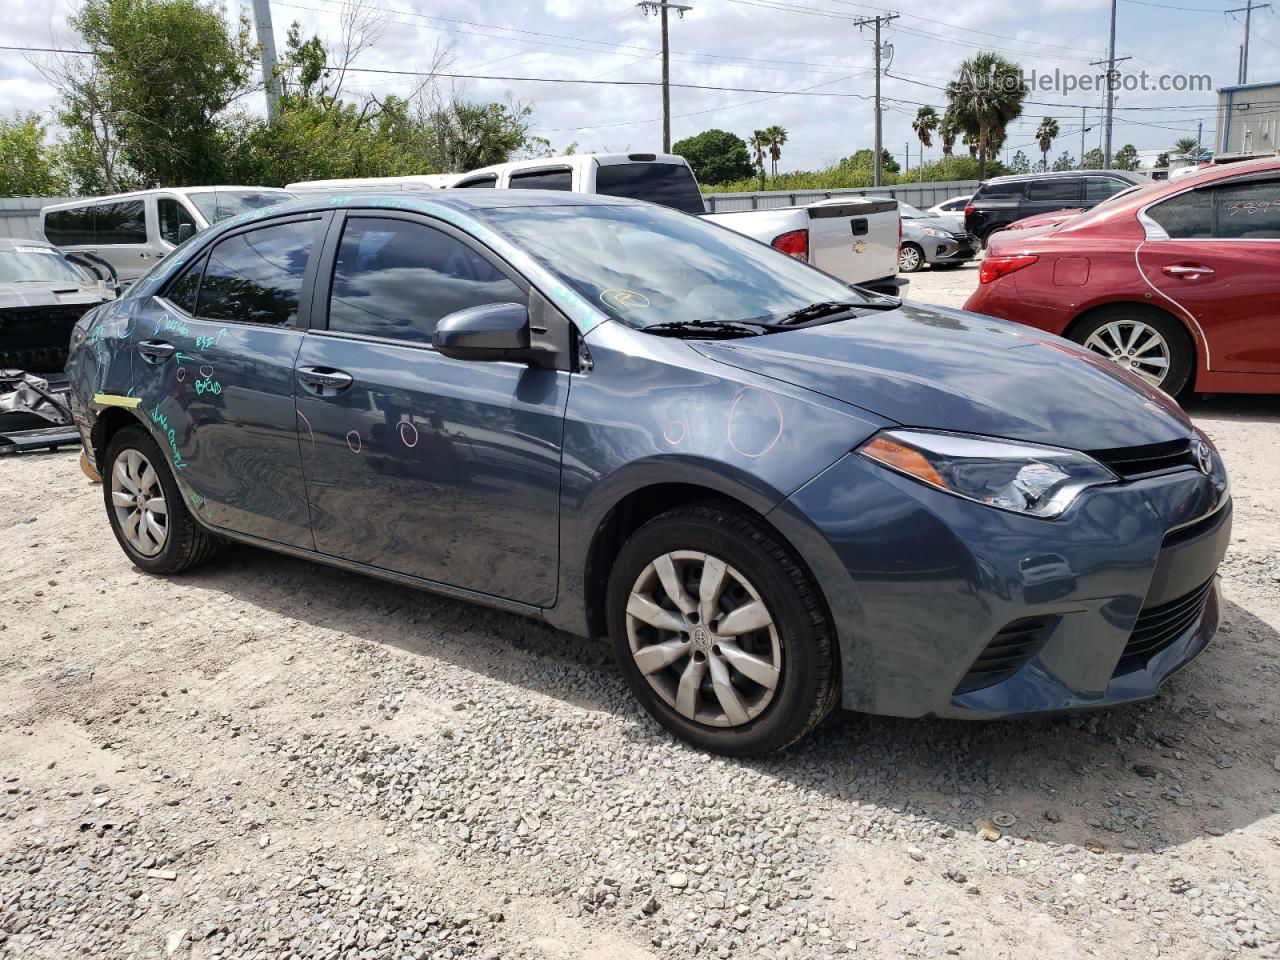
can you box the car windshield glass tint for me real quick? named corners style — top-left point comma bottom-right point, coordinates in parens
top-left (0, 247), bottom-right (86, 283)
top-left (487, 202), bottom-right (872, 329)
top-left (594, 163), bottom-right (706, 214)
top-left (188, 190), bottom-right (294, 223)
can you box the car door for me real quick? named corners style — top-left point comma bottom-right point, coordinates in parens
top-left (293, 211), bottom-right (569, 606)
top-left (1137, 174), bottom-right (1280, 373)
top-left (130, 213), bottom-right (328, 547)
top-left (93, 199), bottom-right (155, 281)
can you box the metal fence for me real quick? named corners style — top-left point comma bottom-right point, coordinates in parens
top-left (0, 197), bottom-right (72, 241)
top-left (702, 180), bottom-right (979, 213)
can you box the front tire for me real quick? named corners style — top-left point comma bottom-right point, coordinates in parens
top-left (607, 504), bottom-right (839, 756)
top-left (1069, 307), bottom-right (1195, 397)
top-left (103, 425), bottom-right (219, 574)
top-left (898, 242), bottom-right (924, 273)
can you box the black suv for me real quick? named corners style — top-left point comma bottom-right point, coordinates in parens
top-left (964, 170), bottom-right (1144, 246)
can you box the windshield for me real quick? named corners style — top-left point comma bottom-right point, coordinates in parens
top-left (899, 203), bottom-right (928, 218)
top-left (487, 202), bottom-right (871, 329)
top-left (0, 246), bottom-right (87, 284)
top-left (187, 189), bottom-right (295, 224)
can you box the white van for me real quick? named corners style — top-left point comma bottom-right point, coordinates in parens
top-left (40, 186), bottom-right (296, 281)
top-left (285, 174), bottom-right (459, 194)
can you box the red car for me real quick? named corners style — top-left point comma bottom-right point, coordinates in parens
top-left (965, 157), bottom-right (1280, 396)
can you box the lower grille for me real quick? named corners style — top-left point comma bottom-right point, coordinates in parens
top-left (1116, 578), bottom-right (1214, 672)
top-left (954, 616), bottom-right (1057, 695)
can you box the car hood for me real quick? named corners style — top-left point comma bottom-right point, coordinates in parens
top-left (0, 282), bottom-right (106, 309)
top-left (692, 302), bottom-right (1193, 451)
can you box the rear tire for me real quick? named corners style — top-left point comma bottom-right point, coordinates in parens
top-left (1069, 306), bottom-right (1195, 397)
top-left (607, 504), bottom-right (839, 756)
top-left (103, 425), bottom-right (219, 574)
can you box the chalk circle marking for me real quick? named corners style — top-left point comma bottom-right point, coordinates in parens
top-left (346, 430), bottom-right (362, 454)
top-left (176, 367), bottom-right (186, 382)
top-left (727, 388), bottom-right (784, 459)
top-left (398, 420), bottom-right (419, 448)
top-left (198, 364), bottom-right (214, 379)
top-left (663, 420), bottom-right (688, 445)
top-left (600, 289), bottom-right (650, 311)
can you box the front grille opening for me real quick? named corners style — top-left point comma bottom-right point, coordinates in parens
top-left (954, 616), bottom-right (1058, 695)
top-left (1088, 438), bottom-right (1196, 481)
top-left (1115, 578), bottom-right (1213, 673)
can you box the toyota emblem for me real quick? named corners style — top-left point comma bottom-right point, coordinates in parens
top-left (1194, 440), bottom-right (1213, 475)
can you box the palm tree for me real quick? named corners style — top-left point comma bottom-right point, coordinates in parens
top-left (1036, 117), bottom-right (1059, 172)
top-left (912, 106), bottom-right (939, 153)
top-left (939, 111), bottom-right (960, 157)
top-left (749, 130), bottom-right (768, 175)
top-left (763, 125), bottom-right (788, 176)
top-left (945, 52), bottom-right (1027, 179)
top-left (1173, 136), bottom-right (1201, 159)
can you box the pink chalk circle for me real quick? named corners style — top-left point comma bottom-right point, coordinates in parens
top-left (176, 367), bottom-right (186, 381)
top-left (346, 430), bottom-right (362, 453)
top-left (398, 421), bottom-right (419, 448)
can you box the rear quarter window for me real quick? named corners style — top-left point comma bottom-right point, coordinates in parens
top-left (595, 162), bottom-right (706, 214)
top-left (94, 200), bottom-right (148, 244)
top-left (509, 168), bottom-right (573, 190)
top-left (974, 182), bottom-right (1024, 201)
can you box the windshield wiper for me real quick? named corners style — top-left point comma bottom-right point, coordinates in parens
top-left (642, 319), bottom-right (774, 339)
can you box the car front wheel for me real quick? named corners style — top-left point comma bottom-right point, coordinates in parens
top-left (607, 505), bottom-right (839, 756)
top-left (103, 425), bottom-right (219, 574)
top-left (898, 242), bottom-right (924, 273)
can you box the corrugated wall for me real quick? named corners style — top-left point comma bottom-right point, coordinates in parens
top-left (702, 180), bottom-right (979, 213)
top-left (0, 197), bottom-right (73, 241)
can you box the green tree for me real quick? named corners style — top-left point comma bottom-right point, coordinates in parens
top-left (1113, 143), bottom-right (1139, 171)
top-left (1035, 117), bottom-right (1059, 172)
top-left (763, 125), bottom-right (788, 176)
top-left (912, 106), bottom-right (939, 151)
top-left (939, 111), bottom-right (960, 157)
top-left (1155, 151), bottom-right (1170, 168)
top-left (65, 0), bottom-right (257, 187)
top-left (1081, 147), bottom-right (1104, 169)
top-left (672, 129), bottom-right (755, 185)
top-left (1172, 136), bottom-right (1201, 158)
top-left (840, 148), bottom-right (900, 174)
top-left (1009, 150), bottom-right (1030, 174)
top-left (945, 52), bottom-right (1026, 179)
top-left (1052, 151), bottom-right (1075, 171)
top-left (0, 114), bottom-right (68, 196)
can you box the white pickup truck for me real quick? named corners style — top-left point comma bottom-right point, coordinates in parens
top-left (450, 153), bottom-right (903, 295)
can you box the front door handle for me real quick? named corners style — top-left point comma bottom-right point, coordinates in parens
top-left (297, 366), bottom-right (354, 395)
top-left (1162, 264), bottom-right (1215, 278)
top-left (137, 339), bottom-right (175, 363)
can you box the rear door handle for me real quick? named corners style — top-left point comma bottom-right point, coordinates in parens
top-left (297, 366), bottom-right (354, 394)
top-left (1162, 264), bottom-right (1214, 278)
top-left (137, 339), bottom-right (175, 363)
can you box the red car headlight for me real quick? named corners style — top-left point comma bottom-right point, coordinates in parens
top-left (978, 254), bottom-right (1038, 285)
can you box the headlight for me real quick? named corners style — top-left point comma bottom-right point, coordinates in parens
top-left (859, 429), bottom-right (1117, 518)
top-left (920, 227), bottom-right (946, 238)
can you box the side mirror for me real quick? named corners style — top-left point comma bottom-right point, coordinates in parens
top-left (433, 302), bottom-right (532, 362)
top-left (176, 222), bottom-right (196, 244)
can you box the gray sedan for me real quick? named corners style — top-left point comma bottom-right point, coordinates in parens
top-left (898, 203), bottom-right (977, 273)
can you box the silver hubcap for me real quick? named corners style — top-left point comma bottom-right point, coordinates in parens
top-left (1082, 320), bottom-right (1171, 388)
top-left (899, 246), bottom-right (921, 271)
top-left (626, 551), bottom-right (782, 728)
top-left (111, 449), bottom-right (168, 557)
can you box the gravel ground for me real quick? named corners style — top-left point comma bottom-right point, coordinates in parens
top-left (3, 264), bottom-right (1279, 959)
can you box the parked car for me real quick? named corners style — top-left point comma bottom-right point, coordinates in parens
top-left (41, 186), bottom-right (296, 281)
top-left (68, 190), bottom-right (1230, 756)
top-left (964, 156), bottom-right (1280, 396)
top-left (897, 203), bottom-right (976, 273)
top-left (964, 170), bottom-right (1144, 247)
top-left (454, 153), bottom-right (903, 293)
top-left (0, 238), bottom-right (116, 372)
top-left (927, 194), bottom-right (971, 217)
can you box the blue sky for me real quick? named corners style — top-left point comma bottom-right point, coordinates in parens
top-left (4, 0), bottom-right (1278, 172)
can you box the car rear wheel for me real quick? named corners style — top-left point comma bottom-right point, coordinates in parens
top-left (103, 425), bottom-right (219, 574)
top-left (1070, 307), bottom-right (1194, 396)
top-left (898, 242), bottom-right (924, 273)
top-left (607, 504), bottom-right (839, 756)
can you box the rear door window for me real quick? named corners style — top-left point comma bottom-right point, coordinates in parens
top-left (1027, 178), bottom-right (1082, 205)
top-left (93, 200), bottom-right (147, 244)
top-left (1211, 178), bottom-right (1280, 239)
top-left (595, 162), bottom-right (706, 214)
top-left (44, 207), bottom-right (97, 246)
top-left (327, 216), bottom-right (524, 345)
top-left (1147, 189), bottom-right (1214, 239)
top-left (196, 219), bottom-right (320, 326)
top-left (509, 168), bottom-right (573, 191)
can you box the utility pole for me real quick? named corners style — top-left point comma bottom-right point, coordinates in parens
top-left (1227, 0), bottom-right (1271, 83)
top-left (638, 1), bottom-right (693, 152)
top-left (905, 141), bottom-right (910, 173)
top-left (1079, 106), bottom-right (1087, 169)
top-left (251, 0), bottom-right (281, 121)
top-left (1090, 48), bottom-right (1130, 168)
top-left (852, 14), bottom-right (898, 187)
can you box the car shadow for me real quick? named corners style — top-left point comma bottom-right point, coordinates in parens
top-left (189, 543), bottom-right (1278, 853)
top-left (1184, 392), bottom-right (1280, 423)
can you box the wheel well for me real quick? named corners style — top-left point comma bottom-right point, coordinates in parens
top-left (583, 483), bottom-right (765, 639)
top-left (91, 407), bottom-right (141, 465)
top-left (1064, 301), bottom-right (1198, 357)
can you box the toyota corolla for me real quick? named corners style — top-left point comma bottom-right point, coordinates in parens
top-left (66, 191), bottom-right (1231, 756)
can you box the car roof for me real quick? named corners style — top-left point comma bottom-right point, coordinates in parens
top-left (982, 170), bottom-right (1143, 184)
top-left (280, 189), bottom-right (647, 214)
top-left (41, 186), bottom-right (294, 211)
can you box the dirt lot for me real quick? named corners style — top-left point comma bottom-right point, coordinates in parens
top-left (3, 264), bottom-right (1279, 959)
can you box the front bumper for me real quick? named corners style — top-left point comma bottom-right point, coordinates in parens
top-left (927, 234), bottom-right (978, 265)
top-left (769, 448), bottom-right (1231, 719)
